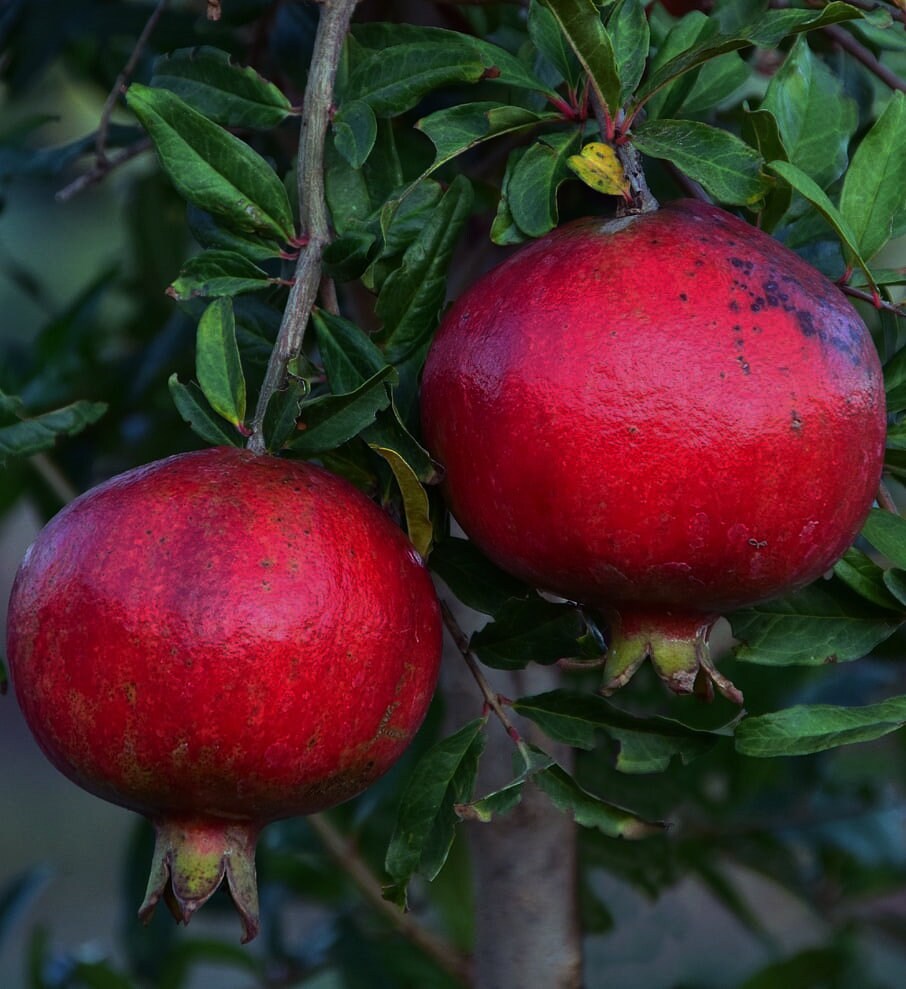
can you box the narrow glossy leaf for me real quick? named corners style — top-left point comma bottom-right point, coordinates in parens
top-left (126, 83), bottom-right (294, 242)
top-left (534, 763), bottom-right (665, 838)
top-left (471, 598), bottom-right (586, 670)
top-left (681, 51), bottom-right (748, 115)
top-left (642, 11), bottom-right (710, 122)
top-left (635, 3), bottom-right (862, 108)
top-left (458, 745), bottom-right (554, 823)
top-left (332, 99), bottom-right (377, 169)
top-left (351, 24), bottom-right (553, 100)
top-left (861, 508), bottom-right (906, 568)
top-left (762, 35), bottom-right (856, 189)
top-left (287, 366), bottom-right (396, 456)
top-left (322, 230), bottom-right (377, 282)
top-left (375, 175), bottom-right (473, 361)
top-left (169, 250), bottom-right (272, 301)
top-left (609, 0), bottom-right (649, 104)
top-left (491, 146), bottom-right (530, 246)
top-left (196, 297), bottom-right (246, 427)
top-left (766, 160), bottom-right (873, 288)
top-left (416, 102), bottom-right (556, 177)
top-left (0, 123), bottom-right (141, 179)
top-left (633, 119), bottom-right (769, 206)
top-left (168, 374), bottom-right (242, 446)
top-left (567, 141), bottom-right (629, 198)
top-left (506, 129), bottom-right (583, 238)
top-left (840, 92), bottom-right (906, 262)
top-left (730, 581), bottom-right (901, 666)
top-left (883, 569), bottom-right (906, 607)
top-left (263, 379), bottom-right (309, 453)
top-left (151, 47), bottom-right (296, 128)
top-left (528, 0), bottom-right (580, 87)
top-left (833, 546), bottom-right (903, 611)
top-left (311, 308), bottom-right (385, 393)
top-left (0, 395), bottom-right (106, 463)
top-left (735, 694), bottom-right (906, 757)
top-left (384, 718), bottom-right (486, 893)
top-left (538, 0), bottom-right (621, 116)
top-left (187, 206), bottom-right (282, 261)
top-left (742, 106), bottom-right (790, 232)
top-left (429, 537), bottom-right (530, 616)
top-left (371, 446), bottom-right (433, 557)
top-left (513, 690), bottom-right (724, 773)
top-left (884, 344), bottom-right (906, 413)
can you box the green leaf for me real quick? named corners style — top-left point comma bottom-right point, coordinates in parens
top-left (470, 598), bottom-right (586, 670)
top-left (457, 745), bottom-right (554, 823)
top-left (351, 24), bottom-right (553, 102)
top-left (766, 160), bottom-right (874, 288)
top-left (287, 367), bottom-right (396, 456)
top-left (635, 3), bottom-right (863, 109)
top-left (528, 0), bottom-right (580, 87)
top-left (0, 868), bottom-right (52, 952)
top-left (168, 374), bottom-right (242, 447)
top-left (263, 379), bottom-right (309, 453)
top-left (375, 175), bottom-right (474, 362)
top-left (741, 106), bottom-right (790, 232)
top-left (735, 694), bottom-right (906, 758)
top-left (632, 119), bottom-right (769, 206)
top-left (730, 581), bottom-right (901, 666)
top-left (0, 391), bottom-right (106, 464)
top-left (168, 250), bottom-right (273, 301)
top-left (416, 102), bottom-right (557, 179)
top-left (534, 763), bottom-right (664, 838)
top-left (505, 129), bottom-right (583, 238)
top-left (332, 99), bottom-right (378, 169)
top-left (186, 206), bottom-right (283, 261)
top-left (883, 568), bottom-right (906, 607)
top-left (429, 537), bottom-right (530, 616)
top-left (538, 0), bottom-right (621, 116)
top-left (762, 35), bottom-right (856, 190)
top-left (513, 690), bottom-right (725, 773)
top-left (126, 83), bottom-right (294, 242)
top-left (195, 297), bottom-right (247, 428)
top-left (861, 508), bottom-right (906, 569)
top-left (833, 547), bottom-right (903, 611)
top-left (642, 11), bottom-right (711, 122)
top-left (609, 0), bottom-right (650, 104)
top-left (150, 47), bottom-right (296, 129)
top-left (371, 445), bottom-right (433, 557)
top-left (840, 92), bottom-right (906, 262)
top-left (681, 51), bottom-right (749, 115)
top-left (384, 718), bottom-right (486, 899)
top-left (491, 146), bottom-right (531, 246)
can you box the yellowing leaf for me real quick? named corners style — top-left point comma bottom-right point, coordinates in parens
top-left (567, 142), bottom-right (630, 199)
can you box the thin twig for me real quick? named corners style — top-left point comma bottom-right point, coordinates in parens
top-left (839, 282), bottom-right (906, 317)
top-left (56, 139), bottom-right (152, 202)
top-left (440, 600), bottom-right (531, 757)
top-left (878, 480), bottom-right (899, 514)
top-left (96, 0), bottom-right (169, 165)
top-left (247, 0), bottom-right (358, 453)
top-left (823, 24), bottom-right (906, 92)
top-left (306, 813), bottom-right (473, 985)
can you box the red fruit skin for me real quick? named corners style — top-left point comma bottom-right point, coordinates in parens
top-left (7, 447), bottom-right (442, 823)
top-left (420, 201), bottom-right (885, 618)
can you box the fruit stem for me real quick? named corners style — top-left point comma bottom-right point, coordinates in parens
top-left (246, 0), bottom-right (359, 454)
top-left (139, 816), bottom-right (261, 943)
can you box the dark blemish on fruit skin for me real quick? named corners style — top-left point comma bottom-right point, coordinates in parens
top-left (736, 356), bottom-right (751, 375)
top-left (791, 411), bottom-right (803, 432)
top-left (751, 298), bottom-right (765, 313)
top-left (679, 293), bottom-right (688, 302)
top-left (729, 299), bottom-right (740, 313)
top-left (730, 257), bottom-right (754, 274)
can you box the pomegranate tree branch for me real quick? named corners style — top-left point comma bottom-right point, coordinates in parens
top-left (305, 813), bottom-right (473, 985)
top-left (96, 0), bottom-right (169, 165)
top-left (56, 139), bottom-right (152, 202)
top-left (823, 24), bottom-right (906, 92)
top-left (839, 282), bottom-right (906, 317)
top-left (247, 0), bottom-right (358, 454)
top-left (439, 601), bottom-right (531, 757)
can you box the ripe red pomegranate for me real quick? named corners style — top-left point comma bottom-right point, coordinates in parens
top-left (6, 447), bottom-right (442, 941)
top-left (421, 200), bottom-right (885, 702)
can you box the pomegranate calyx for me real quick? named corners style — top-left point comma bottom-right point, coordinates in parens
top-left (600, 608), bottom-right (743, 705)
top-left (139, 817), bottom-right (261, 943)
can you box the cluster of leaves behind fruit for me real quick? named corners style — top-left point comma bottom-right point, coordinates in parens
top-left (3, 0), bottom-right (906, 910)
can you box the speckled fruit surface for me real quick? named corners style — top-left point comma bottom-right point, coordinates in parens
top-left (6, 446), bottom-right (442, 940)
top-left (421, 200), bottom-right (885, 699)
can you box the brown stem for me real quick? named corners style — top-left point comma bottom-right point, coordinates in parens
top-left (96, 0), bottom-right (169, 165)
top-left (56, 138), bottom-right (153, 202)
top-left (306, 813), bottom-right (473, 985)
top-left (823, 24), bottom-right (906, 92)
top-left (838, 283), bottom-right (906, 317)
top-left (878, 480), bottom-right (900, 514)
top-left (247, 0), bottom-right (358, 454)
top-left (440, 600), bottom-right (531, 755)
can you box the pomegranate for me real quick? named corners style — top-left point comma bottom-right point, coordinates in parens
top-left (421, 200), bottom-right (885, 702)
top-left (6, 447), bottom-right (442, 941)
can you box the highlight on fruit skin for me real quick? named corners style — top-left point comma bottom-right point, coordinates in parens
top-left (5, 446), bottom-right (443, 942)
top-left (420, 199), bottom-right (886, 703)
